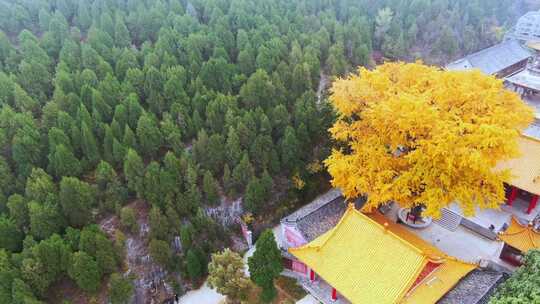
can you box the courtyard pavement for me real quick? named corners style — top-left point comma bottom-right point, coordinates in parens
top-left (177, 282), bottom-right (225, 304)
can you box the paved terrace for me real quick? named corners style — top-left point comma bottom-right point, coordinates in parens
top-left (446, 204), bottom-right (511, 233)
top-left (384, 203), bottom-right (507, 265)
top-left (500, 196), bottom-right (540, 222)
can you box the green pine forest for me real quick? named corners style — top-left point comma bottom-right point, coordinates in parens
top-left (0, 0), bottom-right (533, 303)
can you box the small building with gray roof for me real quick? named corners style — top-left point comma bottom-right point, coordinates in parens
top-left (446, 39), bottom-right (532, 77)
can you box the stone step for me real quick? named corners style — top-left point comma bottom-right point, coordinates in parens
top-left (434, 208), bottom-right (462, 231)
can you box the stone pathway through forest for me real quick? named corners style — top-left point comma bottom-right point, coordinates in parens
top-left (317, 70), bottom-right (329, 104)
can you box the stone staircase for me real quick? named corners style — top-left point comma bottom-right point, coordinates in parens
top-left (434, 208), bottom-right (463, 231)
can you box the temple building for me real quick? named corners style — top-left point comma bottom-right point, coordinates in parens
top-left (277, 191), bottom-right (507, 304)
top-left (276, 138), bottom-right (540, 303)
top-left (499, 217), bottom-right (540, 256)
top-left (274, 12), bottom-right (540, 303)
top-left (505, 10), bottom-right (540, 43)
top-left (289, 204), bottom-right (475, 304)
top-left (444, 30), bottom-right (540, 266)
top-left (277, 105), bottom-right (540, 301)
top-left (445, 39), bottom-right (532, 77)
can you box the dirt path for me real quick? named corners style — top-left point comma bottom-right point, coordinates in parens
top-left (316, 70), bottom-right (329, 105)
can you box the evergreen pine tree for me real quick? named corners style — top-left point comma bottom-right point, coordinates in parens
top-left (68, 251), bottom-right (101, 293)
top-left (260, 170), bottom-right (273, 202)
top-left (112, 138), bottom-right (126, 165)
top-left (244, 177), bottom-right (264, 214)
top-left (109, 272), bottom-right (134, 304)
top-left (59, 176), bottom-right (96, 227)
top-left (81, 121), bottom-right (100, 167)
top-left (279, 126), bottom-right (299, 172)
top-left (226, 127), bottom-right (242, 168)
top-left (222, 164), bottom-right (234, 198)
top-left (143, 161), bottom-right (163, 208)
top-left (232, 153), bottom-right (254, 193)
top-left (136, 113), bottom-right (162, 158)
top-left (186, 248), bottom-right (203, 283)
top-left (123, 149), bottom-right (144, 198)
top-left (114, 15), bottom-right (131, 49)
top-left (103, 125), bottom-right (115, 164)
top-left (48, 144), bottom-right (81, 178)
top-left (248, 229), bottom-right (283, 303)
top-left (203, 171), bottom-right (220, 206)
top-left (123, 125), bottom-right (137, 150)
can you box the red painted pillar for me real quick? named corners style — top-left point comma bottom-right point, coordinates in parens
top-left (331, 288), bottom-right (337, 301)
top-left (527, 195), bottom-right (539, 214)
top-left (309, 269), bottom-right (315, 282)
top-left (507, 187), bottom-right (519, 206)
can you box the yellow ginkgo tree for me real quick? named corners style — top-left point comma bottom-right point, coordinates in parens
top-left (325, 62), bottom-right (534, 218)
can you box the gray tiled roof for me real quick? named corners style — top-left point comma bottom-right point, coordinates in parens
top-left (296, 196), bottom-right (347, 242)
top-left (282, 188), bottom-right (343, 223)
top-left (506, 68), bottom-right (540, 91)
top-left (437, 269), bottom-right (506, 304)
top-left (281, 189), bottom-right (366, 242)
top-left (446, 40), bottom-right (531, 75)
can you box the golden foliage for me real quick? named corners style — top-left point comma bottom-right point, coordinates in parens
top-left (307, 160), bottom-right (323, 174)
top-left (292, 172), bottom-right (305, 190)
top-left (325, 62), bottom-right (534, 218)
top-left (242, 212), bottom-right (254, 225)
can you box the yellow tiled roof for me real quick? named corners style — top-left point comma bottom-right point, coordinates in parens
top-left (499, 217), bottom-right (540, 252)
top-left (289, 206), bottom-right (475, 304)
top-left (367, 212), bottom-right (476, 303)
top-left (368, 212), bottom-right (444, 261)
top-left (496, 135), bottom-right (540, 196)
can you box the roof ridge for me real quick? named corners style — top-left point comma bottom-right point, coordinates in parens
top-left (398, 259), bottom-right (431, 301)
top-left (315, 203), bottom-right (357, 249)
top-left (282, 189), bottom-right (343, 223)
top-left (355, 208), bottom-right (428, 256)
top-left (291, 203), bottom-right (355, 251)
top-left (294, 206), bottom-right (429, 258)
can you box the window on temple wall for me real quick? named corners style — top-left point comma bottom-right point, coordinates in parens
top-left (283, 258), bottom-right (308, 275)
